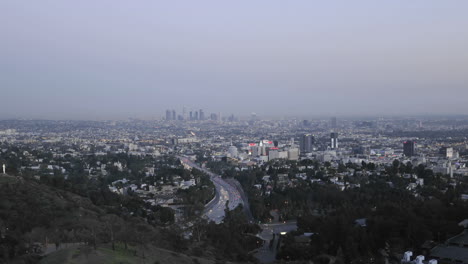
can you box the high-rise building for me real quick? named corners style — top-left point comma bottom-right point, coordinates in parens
top-left (268, 149), bottom-right (279, 161)
top-left (330, 132), bottom-right (338, 149)
top-left (251, 146), bottom-right (260, 156)
top-left (228, 145), bottom-right (238, 158)
top-left (172, 110), bottom-right (176, 121)
top-left (195, 111), bottom-right (199, 120)
top-left (228, 114), bottom-right (235, 122)
top-left (440, 146), bottom-right (453, 158)
top-left (403, 141), bottom-right (415, 157)
top-left (287, 148), bottom-right (299, 160)
top-left (210, 113), bottom-right (218, 121)
top-left (199, 109), bottom-right (205, 121)
top-left (165, 110), bottom-right (172, 121)
top-left (300, 134), bottom-right (314, 153)
top-left (189, 111), bottom-right (193, 120)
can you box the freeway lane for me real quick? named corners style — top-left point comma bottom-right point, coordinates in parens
top-left (178, 156), bottom-right (244, 223)
top-left (179, 156), bottom-right (296, 263)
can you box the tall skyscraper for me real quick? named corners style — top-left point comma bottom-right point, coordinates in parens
top-left (195, 111), bottom-right (199, 120)
top-left (228, 114), bottom-right (235, 122)
top-left (300, 134), bottom-right (314, 153)
top-left (210, 113), bottom-right (218, 121)
top-left (199, 109), bottom-right (205, 121)
top-left (404, 141), bottom-right (416, 157)
top-left (330, 132), bottom-right (338, 149)
top-left (165, 110), bottom-right (172, 121)
top-left (172, 110), bottom-right (176, 121)
top-left (189, 111), bottom-right (193, 120)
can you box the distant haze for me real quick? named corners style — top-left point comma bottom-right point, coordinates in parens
top-left (1, 1), bottom-right (468, 120)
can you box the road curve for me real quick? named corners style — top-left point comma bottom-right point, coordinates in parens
top-left (178, 156), bottom-right (246, 223)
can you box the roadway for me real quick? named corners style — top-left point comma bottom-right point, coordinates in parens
top-left (253, 221), bottom-right (298, 263)
top-left (178, 156), bottom-right (244, 223)
top-left (179, 156), bottom-right (297, 263)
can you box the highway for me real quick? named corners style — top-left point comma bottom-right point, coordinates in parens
top-left (179, 156), bottom-right (296, 263)
top-left (178, 156), bottom-right (245, 223)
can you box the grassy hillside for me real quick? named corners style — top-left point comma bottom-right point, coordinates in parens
top-left (39, 244), bottom-right (222, 264)
top-left (0, 175), bottom-right (257, 264)
top-left (0, 175), bottom-right (176, 262)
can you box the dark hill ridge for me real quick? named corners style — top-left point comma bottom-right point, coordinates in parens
top-left (0, 175), bottom-right (104, 230)
top-left (0, 175), bottom-right (176, 263)
top-left (0, 175), bottom-right (256, 264)
top-left (38, 244), bottom-right (228, 264)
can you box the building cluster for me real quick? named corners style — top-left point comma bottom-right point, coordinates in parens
top-left (165, 108), bottom-right (225, 122)
top-left (1, 116), bottom-right (468, 261)
top-left (2, 117), bottom-right (468, 183)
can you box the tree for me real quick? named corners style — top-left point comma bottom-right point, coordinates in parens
top-left (101, 214), bottom-right (122, 251)
top-left (192, 218), bottom-right (208, 242)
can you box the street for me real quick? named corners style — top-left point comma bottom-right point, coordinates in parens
top-left (254, 217), bottom-right (298, 263)
top-left (178, 156), bottom-right (244, 223)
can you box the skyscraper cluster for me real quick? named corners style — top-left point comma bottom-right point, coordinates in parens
top-left (165, 109), bottom-right (181, 121)
top-left (165, 108), bottom-right (221, 121)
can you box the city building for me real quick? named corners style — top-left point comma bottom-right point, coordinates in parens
top-left (228, 145), bottom-right (238, 158)
top-left (330, 132), bottom-right (338, 149)
top-left (165, 110), bottom-right (172, 121)
top-left (300, 134), bottom-right (314, 153)
top-left (268, 148), bottom-right (279, 161)
top-left (288, 148), bottom-right (299, 160)
top-left (440, 147), bottom-right (454, 159)
top-left (210, 113), bottom-right (218, 121)
top-left (430, 221), bottom-right (468, 264)
top-left (404, 141), bottom-right (416, 157)
top-left (199, 109), bottom-right (205, 121)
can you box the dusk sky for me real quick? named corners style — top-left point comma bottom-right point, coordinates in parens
top-left (1, 1), bottom-right (467, 119)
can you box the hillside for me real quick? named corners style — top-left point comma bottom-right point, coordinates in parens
top-left (39, 244), bottom-right (226, 264)
top-left (0, 175), bottom-right (192, 263)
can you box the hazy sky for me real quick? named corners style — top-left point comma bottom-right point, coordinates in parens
top-left (1, 1), bottom-right (468, 119)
